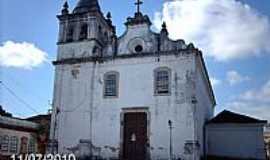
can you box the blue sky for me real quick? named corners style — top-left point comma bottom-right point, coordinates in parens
top-left (1, 0), bottom-right (270, 120)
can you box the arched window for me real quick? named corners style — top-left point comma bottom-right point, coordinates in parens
top-left (103, 32), bottom-right (108, 42)
top-left (92, 46), bottom-right (99, 55)
top-left (92, 46), bottom-right (103, 57)
top-left (66, 26), bottom-right (74, 42)
top-left (98, 26), bottom-right (102, 34)
top-left (79, 24), bottom-right (88, 40)
top-left (1, 135), bottom-right (9, 152)
top-left (104, 71), bottom-right (119, 98)
top-left (9, 136), bottom-right (18, 153)
top-left (98, 26), bottom-right (102, 39)
top-left (154, 67), bottom-right (171, 95)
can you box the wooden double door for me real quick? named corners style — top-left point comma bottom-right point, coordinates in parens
top-left (122, 112), bottom-right (148, 160)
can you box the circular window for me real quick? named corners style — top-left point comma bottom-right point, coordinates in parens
top-left (128, 37), bottom-right (145, 53)
top-left (135, 45), bottom-right (143, 53)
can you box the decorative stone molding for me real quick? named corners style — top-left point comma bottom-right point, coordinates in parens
top-left (125, 12), bottom-right (152, 26)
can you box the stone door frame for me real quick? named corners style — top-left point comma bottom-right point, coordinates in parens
top-left (119, 107), bottom-right (151, 160)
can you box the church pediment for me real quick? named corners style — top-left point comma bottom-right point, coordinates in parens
top-left (116, 12), bottom-right (187, 56)
top-left (117, 23), bottom-right (158, 55)
top-left (117, 24), bottom-right (187, 56)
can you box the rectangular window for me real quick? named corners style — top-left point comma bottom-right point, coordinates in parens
top-left (157, 71), bottom-right (169, 93)
top-left (28, 138), bottom-right (36, 153)
top-left (9, 136), bottom-right (18, 153)
top-left (104, 73), bottom-right (118, 97)
top-left (1, 135), bottom-right (9, 152)
top-left (155, 68), bottom-right (171, 95)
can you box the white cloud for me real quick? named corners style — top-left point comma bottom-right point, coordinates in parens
top-left (210, 77), bottom-right (221, 87)
top-left (0, 41), bottom-right (48, 69)
top-left (226, 70), bottom-right (250, 85)
top-left (226, 79), bottom-right (270, 121)
top-left (239, 80), bottom-right (270, 103)
top-left (154, 0), bottom-right (270, 61)
top-left (227, 101), bottom-right (270, 122)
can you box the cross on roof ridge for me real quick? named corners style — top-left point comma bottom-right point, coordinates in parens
top-left (135, 0), bottom-right (143, 13)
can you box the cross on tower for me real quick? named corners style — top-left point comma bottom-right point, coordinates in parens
top-left (135, 0), bottom-right (143, 13)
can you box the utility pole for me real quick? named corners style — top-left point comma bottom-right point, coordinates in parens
top-left (168, 120), bottom-right (173, 160)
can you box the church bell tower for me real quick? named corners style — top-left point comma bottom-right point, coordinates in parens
top-left (50, 0), bottom-right (117, 154)
top-left (56, 0), bottom-right (116, 59)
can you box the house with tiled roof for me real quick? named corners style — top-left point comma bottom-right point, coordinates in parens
top-left (0, 106), bottom-right (51, 160)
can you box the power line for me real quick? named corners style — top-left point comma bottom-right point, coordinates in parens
top-left (0, 81), bottom-right (39, 114)
top-left (4, 72), bottom-right (45, 102)
top-left (1, 100), bottom-right (26, 118)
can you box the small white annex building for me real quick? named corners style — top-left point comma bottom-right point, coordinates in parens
top-left (49, 0), bottom-right (216, 159)
top-left (206, 110), bottom-right (267, 160)
top-left (265, 124), bottom-right (270, 159)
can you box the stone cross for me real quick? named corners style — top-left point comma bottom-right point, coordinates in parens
top-left (135, 0), bottom-right (143, 13)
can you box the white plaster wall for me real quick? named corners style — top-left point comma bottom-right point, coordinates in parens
top-left (51, 53), bottom-right (206, 159)
top-left (194, 55), bottom-right (215, 157)
top-left (206, 124), bottom-right (266, 159)
top-left (265, 129), bottom-right (270, 159)
top-left (57, 41), bottom-right (96, 60)
top-left (160, 38), bottom-right (186, 52)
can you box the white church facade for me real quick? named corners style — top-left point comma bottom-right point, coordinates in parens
top-left (49, 0), bottom-right (216, 159)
